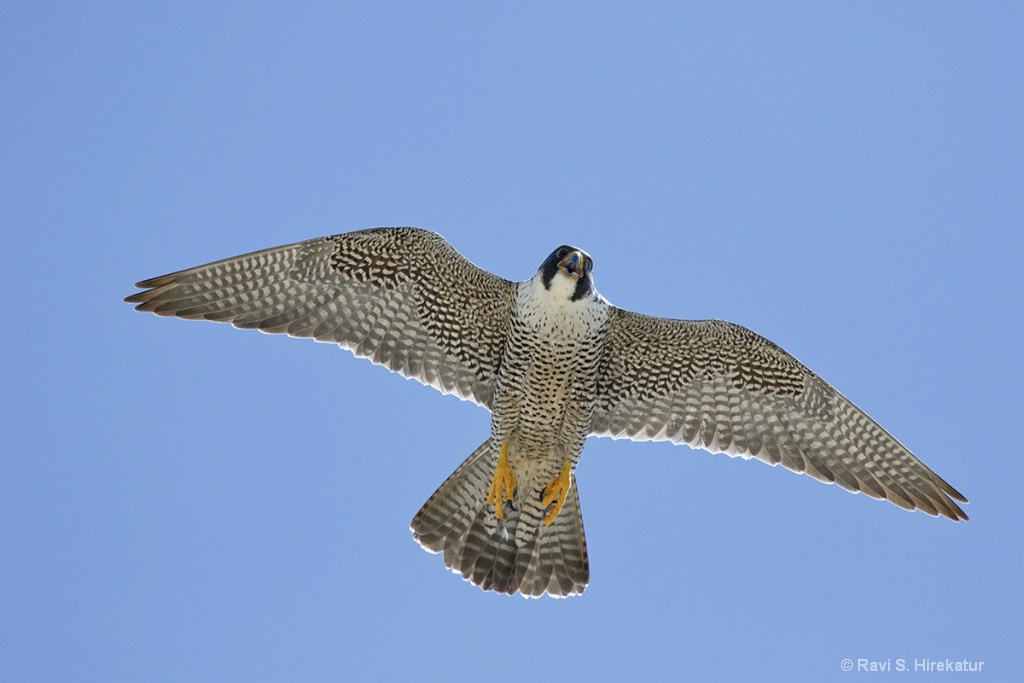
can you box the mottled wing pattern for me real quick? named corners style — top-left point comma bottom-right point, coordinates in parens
top-left (590, 309), bottom-right (968, 520)
top-left (126, 228), bottom-right (514, 407)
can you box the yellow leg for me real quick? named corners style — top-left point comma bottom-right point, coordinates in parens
top-left (541, 459), bottom-right (572, 526)
top-left (486, 442), bottom-right (517, 520)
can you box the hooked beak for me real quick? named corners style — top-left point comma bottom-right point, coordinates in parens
top-left (558, 250), bottom-right (584, 279)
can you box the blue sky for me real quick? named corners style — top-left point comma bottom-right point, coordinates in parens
top-left (3, 2), bottom-right (1021, 681)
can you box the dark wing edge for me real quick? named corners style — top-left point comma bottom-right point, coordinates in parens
top-left (589, 308), bottom-right (968, 521)
top-left (125, 227), bottom-right (514, 408)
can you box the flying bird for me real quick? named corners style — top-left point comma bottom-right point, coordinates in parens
top-left (126, 227), bottom-right (967, 597)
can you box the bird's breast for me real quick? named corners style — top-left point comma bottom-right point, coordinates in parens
top-left (491, 285), bottom-right (611, 459)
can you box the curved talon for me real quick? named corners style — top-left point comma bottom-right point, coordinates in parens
top-left (486, 442), bottom-right (517, 520)
top-left (541, 459), bottom-right (572, 526)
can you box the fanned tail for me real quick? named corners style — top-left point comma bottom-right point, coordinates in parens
top-left (410, 441), bottom-right (589, 598)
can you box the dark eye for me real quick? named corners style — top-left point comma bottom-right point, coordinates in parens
top-left (556, 248), bottom-right (568, 259)
top-left (584, 256), bottom-right (593, 272)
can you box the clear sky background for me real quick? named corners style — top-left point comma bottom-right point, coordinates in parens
top-left (3, 3), bottom-right (1021, 681)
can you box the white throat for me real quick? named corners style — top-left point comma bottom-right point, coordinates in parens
top-left (517, 274), bottom-right (610, 341)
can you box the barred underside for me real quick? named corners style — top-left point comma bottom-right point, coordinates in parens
top-left (127, 227), bottom-right (968, 601)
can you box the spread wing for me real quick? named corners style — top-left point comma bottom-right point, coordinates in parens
top-left (590, 308), bottom-right (968, 520)
top-left (126, 227), bottom-right (514, 408)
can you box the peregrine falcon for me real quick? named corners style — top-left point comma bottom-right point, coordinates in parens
top-left (126, 227), bottom-right (968, 597)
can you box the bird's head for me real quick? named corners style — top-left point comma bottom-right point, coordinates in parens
top-left (538, 244), bottom-right (595, 302)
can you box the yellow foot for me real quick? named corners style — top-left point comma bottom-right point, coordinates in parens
top-left (486, 442), bottom-right (517, 520)
top-left (541, 459), bottom-right (572, 526)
